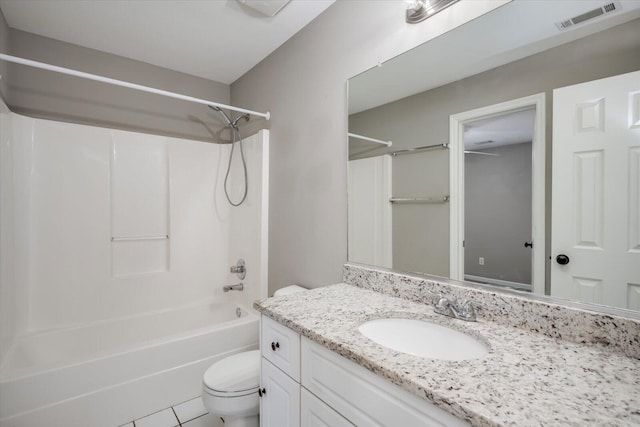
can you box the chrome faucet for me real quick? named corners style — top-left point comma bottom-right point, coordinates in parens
top-left (223, 283), bottom-right (244, 292)
top-left (434, 296), bottom-right (476, 321)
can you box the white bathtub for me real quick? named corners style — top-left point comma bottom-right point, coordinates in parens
top-left (0, 302), bottom-right (259, 427)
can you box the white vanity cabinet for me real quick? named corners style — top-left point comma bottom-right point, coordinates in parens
top-left (301, 337), bottom-right (470, 427)
top-left (259, 315), bottom-right (470, 427)
top-left (260, 316), bottom-right (300, 427)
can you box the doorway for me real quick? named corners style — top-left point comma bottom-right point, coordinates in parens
top-left (449, 93), bottom-right (545, 294)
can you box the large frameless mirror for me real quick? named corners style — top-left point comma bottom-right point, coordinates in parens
top-left (347, 0), bottom-right (640, 314)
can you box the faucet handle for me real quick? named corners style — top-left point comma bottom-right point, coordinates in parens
top-left (435, 296), bottom-right (449, 306)
top-left (434, 296), bottom-right (452, 315)
top-left (457, 300), bottom-right (477, 321)
top-left (230, 259), bottom-right (246, 280)
top-left (426, 291), bottom-right (444, 303)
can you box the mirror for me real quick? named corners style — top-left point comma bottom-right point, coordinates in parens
top-left (347, 0), bottom-right (640, 313)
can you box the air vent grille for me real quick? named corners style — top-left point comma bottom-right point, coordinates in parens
top-left (555, 1), bottom-right (621, 31)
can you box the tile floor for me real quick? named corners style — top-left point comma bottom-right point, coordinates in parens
top-left (119, 396), bottom-right (224, 427)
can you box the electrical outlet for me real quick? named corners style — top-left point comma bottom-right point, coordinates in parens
top-left (479, 257), bottom-right (485, 265)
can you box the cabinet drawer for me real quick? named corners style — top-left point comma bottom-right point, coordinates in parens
top-left (261, 315), bottom-right (301, 381)
top-left (301, 388), bottom-right (353, 427)
top-left (301, 337), bottom-right (470, 427)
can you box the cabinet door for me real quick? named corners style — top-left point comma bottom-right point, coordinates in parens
top-left (260, 358), bottom-right (300, 427)
top-left (301, 388), bottom-right (353, 427)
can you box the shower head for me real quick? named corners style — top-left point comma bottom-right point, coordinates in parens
top-left (209, 105), bottom-right (249, 131)
top-left (208, 105), bottom-right (250, 207)
top-left (231, 114), bottom-right (250, 129)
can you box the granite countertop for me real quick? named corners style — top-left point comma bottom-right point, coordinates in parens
top-left (254, 283), bottom-right (640, 427)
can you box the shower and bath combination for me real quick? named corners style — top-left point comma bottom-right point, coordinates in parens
top-left (0, 54), bottom-right (271, 427)
top-left (210, 105), bottom-right (251, 206)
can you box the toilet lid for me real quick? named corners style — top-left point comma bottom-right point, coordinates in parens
top-left (203, 350), bottom-right (260, 393)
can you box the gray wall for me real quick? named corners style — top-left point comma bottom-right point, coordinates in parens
top-left (230, 1), bottom-right (502, 293)
top-left (2, 27), bottom-right (232, 143)
top-left (465, 143), bottom-right (532, 284)
top-left (0, 11), bottom-right (9, 100)
top-left (0, 12), bottom-right (12, 361)
top-left (349, 18), bottom-right (640, 279)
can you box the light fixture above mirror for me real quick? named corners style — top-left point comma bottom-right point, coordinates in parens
top-left (406, 0), bottom-right (460, 24)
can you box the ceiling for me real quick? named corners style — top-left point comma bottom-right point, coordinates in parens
top-left (349, 0), bottom-right (640, 114)
top-left (464, 109), bottom-right (535, 150)
top-left (0, 0), bottom-right (335, 84)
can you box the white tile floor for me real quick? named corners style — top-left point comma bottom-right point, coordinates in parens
top-left (119, 397), bottom-right (224, 427)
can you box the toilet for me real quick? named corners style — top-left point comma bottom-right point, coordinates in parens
top-left (202, 285), bottom-right (306, 427)
top-left (202, 350), bottom-right (261, 427)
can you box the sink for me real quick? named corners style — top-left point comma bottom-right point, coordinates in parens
top-left (358, 318), bottom-right (488, 361)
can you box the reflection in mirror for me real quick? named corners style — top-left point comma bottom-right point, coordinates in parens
top-left (347, 0), bottom-right (640, 313)
top-left (463, 109), bottom-right (535, 292)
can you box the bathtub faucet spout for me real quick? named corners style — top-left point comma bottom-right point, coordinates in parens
top-left (223, 283), bottom-right (244, 292)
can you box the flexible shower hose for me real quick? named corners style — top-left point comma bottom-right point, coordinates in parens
top-left (224, 126), bottom-right (248, 206)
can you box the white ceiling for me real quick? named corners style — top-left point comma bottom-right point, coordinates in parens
top-left (0, 0), bottom-right (335, 84)
top-left (464, 109), bottom-right (535, 150)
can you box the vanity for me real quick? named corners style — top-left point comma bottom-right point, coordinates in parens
top-left (254, 264), bottom-right (640, 427)
top-left (259, 315), bottom-right (468, 427)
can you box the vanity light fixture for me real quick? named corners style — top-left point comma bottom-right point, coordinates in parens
top-left (406, 0), bottom-right (460, 24)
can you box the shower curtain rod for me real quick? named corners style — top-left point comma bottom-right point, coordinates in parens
top-left (0, 53), bottom-right (271, 120)
top-left (388, 142), bottom-right (448, 157)
top-left (348, 132), bottom-right (392, 147)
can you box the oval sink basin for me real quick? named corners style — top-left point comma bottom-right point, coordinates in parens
top-left (358, 318), bottom-right (488, 361)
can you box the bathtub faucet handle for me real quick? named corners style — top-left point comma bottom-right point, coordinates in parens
top-left (230, 259), bottom-right (246, 280)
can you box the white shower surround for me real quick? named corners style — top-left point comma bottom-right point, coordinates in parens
top-left (0, 102), bottom-right (269, 425)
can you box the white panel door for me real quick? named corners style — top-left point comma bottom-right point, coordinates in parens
top-left (260, 358), bottom-right (300, 427)
top-left (551, 70), bottom-right (640, 310)
top-left (347, 156), bottom-right (392, 268)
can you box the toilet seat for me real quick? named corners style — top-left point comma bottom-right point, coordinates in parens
top-left (203, 350), bottom-right (260, 398)
top-left (203, 385), bottom-right (259, 398)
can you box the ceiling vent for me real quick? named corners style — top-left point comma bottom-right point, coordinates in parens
top-left (555, 1), bottom-right (621, 30)
top-left (236, 0), bottom-right (291, 17)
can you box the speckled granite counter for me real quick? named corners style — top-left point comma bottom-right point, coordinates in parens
top-left (254, 283), bottom-right (640, 427)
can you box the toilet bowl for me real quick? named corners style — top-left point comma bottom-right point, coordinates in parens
top-left (202, 350), bottom-right (261, 427)
top-left (202, 286), bottom-right (306, 426)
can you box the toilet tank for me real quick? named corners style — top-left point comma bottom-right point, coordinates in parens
top-left (273, 285), bottom-right (307, 297)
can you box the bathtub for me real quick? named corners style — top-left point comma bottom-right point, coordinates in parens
top-left (0, 302), bottom-right (259, 427)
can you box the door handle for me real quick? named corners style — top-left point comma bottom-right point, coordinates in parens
top-left (524, 241), bottom-right (533, 248)
top-left (556, 254), bottom-right (570, 265)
